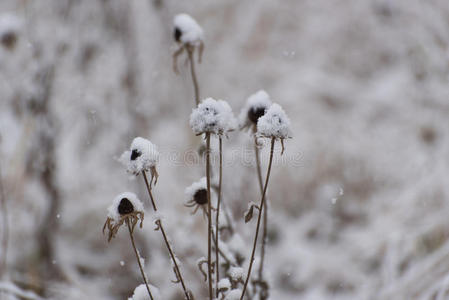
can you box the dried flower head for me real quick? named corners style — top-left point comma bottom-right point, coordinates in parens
top-left (103, 192), bottom-right (144, 242)
top-left (185, 177), bottom-right (213, 216)
top-left (172, 13), bottom-right (205, 74)
top-left (119, 137), bottom-right (159, 183)
top-left (257, 103), bottom-right (291, 140)
top-left (0, 14), bottom-right (21, 50)
top-left (190, 98), bottom-right (236, 136)
top-left (173, 13), bottom-right (204, 47)
top-left (239, 90), bottom-right (272, 131)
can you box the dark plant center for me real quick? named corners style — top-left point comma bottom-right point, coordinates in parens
top-left (130, 149), bottom-right (142, 161)
top-left (194, 189), bottom-right (208, 205)
top-left (248, 107), bottom-right (266, 124)
top-left (174, 27), bottom-right (182, 42)
top-left (118, 198), bottom-right (134, 215)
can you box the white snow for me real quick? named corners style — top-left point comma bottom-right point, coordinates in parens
top-left (239, 90), bottom-right (272, 129)
top-left (218, 278), bottom-right (231, 290)
top-left (128, 284), bottom-right (161, 300)
top-left (257, 103), bottom-right (291, 139)
top-left (0, 14), bottom-right (21, 38)
top-left (185, 177), bottom-right (207, 201)
top-left (190, 98), bottom-right (237, 135)
top-left (107, 192), bottom-right (144, 222)
top-left (173, 13), bottom-right (204, 46)
top-left (228, 266), bottom-right (245, 281)
top-left (119, 137), bottom-right (159, 175)
top-left (225, 289), bottom-right (242, 300)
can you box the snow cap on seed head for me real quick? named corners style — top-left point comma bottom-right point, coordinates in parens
top-left (239, 90), bottom-right (272, 130)
top-left (173, 13), bottom-right (204, 46)
top-left (257, 103), bottom-right (291, 139)
top-left (107, 192), bottom-right (144, 224)
top-left (190, 98), bottom-right (237, 135)
top-left (119, 137), bottom-right (159, 175)
top-left (128, 283), bottom-right (161, 300)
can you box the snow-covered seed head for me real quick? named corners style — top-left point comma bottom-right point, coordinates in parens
top-left (103, 192), bottom-right (145, 242)
top-left (173, 13), bottom-right (204, 46)
top-left (0, 14), bottom-right (21, 50)
top-left (190, 98), bottom-right (237, 135)
top-left (239, 90), bottom-right (272, 130)
top-left (185, 177), bottom-right (211, 215)
top-left (119, 137), bottom-right (159, 176)
top-left (194, 189), bottom-right (208, 205)
top-left (257, 103), bottom-right (291, 140)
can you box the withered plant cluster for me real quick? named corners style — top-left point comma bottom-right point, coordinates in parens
top-left (102, 13), bottom-right (291, 300)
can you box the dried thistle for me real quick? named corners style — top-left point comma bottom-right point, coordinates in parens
top-left (103, 193), bottom-right (144, 242)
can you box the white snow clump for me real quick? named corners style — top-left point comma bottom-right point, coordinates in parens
top-left (190, 98), bottom-right (236, 135)
top-left (257, 103), bottom-right (291, 139)
top-left (119, 137), bottom-right (159, 175)
top-left (239, 90), bottom-right (272, 129)
top-left (107, 192), bottom-right (144, 223)
top-left (128, 284), bottom-right (160, 300)
top-left (174, 13), bottom-right (204, 46)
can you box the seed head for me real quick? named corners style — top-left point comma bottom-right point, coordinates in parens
top-left (118, 197), bottom-right (134, 215)
top-left (194, 189), bottom-right (208, 205)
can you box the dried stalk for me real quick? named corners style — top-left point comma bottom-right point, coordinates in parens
top-left (0, 162), bottom-right (8, 278)
top-left (205, 133), bottom-right (213, 300)
top-left (126, 218), bottom-right (154, 300)
top-left (254, 131), bottom-right (269, 299)
top-left (141, 171), bottom-right (191, 300)
top-left (240, 137), bottom-right (275, 300)
top-left (187, 46), bottom-right (200, 106)
top-left (215, 136), bottom-right (223, 297)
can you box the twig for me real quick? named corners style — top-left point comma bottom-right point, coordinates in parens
top-left (141, 171), bottom-right (191, 300)
top-left (126, 218), bottom-right (154, 300)
top-left (0, 162), bottom-right (8, 278)
top-left (187, 46), bottom-right (200, 106)
top-left (254, 130), bottom-right (269, 299)
top-left (240, 137), bottom-right (275, 300)
top-left (215, 137), bottom-right (223, 298)
top-left (205, 133), bottom-right (213, 300)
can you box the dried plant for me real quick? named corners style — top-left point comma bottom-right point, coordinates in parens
top-left (103, 193), bottom-right (154, 300)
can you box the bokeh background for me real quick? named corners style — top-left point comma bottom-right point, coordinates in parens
top-left (1, 0), bottom-right (449, 299)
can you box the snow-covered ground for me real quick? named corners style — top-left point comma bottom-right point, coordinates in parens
top-left (1, 0), bottom-right (449, 299)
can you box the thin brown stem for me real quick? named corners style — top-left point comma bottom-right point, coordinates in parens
top-left (141, 171), bottom-right (191, 300)
top-left (126, 218), bottom-right (154, 300)
top-left (0, 162), bottom-right (8, 278)
top-left (187, 46), bottom-right (200, 106)
top-left (205, 133), bottom-right (213, 300)
top-left (240, 137), bottom-right (275, 300)
top-left (254, 132), bottom-right (268, 298)
top-left (215, 137), bottom-right (223, 297)
top-left (142, 171), bottom-right (157, 211)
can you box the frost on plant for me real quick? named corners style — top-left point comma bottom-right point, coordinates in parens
top-left (120, 137), bottom-right (159, 180)
top-left (128, 283), bottom-right (161, 300)
top-left (0, 14), bottom-right (21, 50)
top-left (189, 98), bottom-right (237, 136)
top-left (173, 13), bottom-right (204, 47)
top-left (239, 90), bottom-right (272, 130)
top-left (103, 192), bottom-right (144, 242)
top-left (185, 177), bottom-right (211, 215)
top-left (257, 103), bottom-right (291, 140)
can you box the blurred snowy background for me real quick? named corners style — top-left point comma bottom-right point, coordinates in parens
top-left (1, 0), bottom-right (449, 299)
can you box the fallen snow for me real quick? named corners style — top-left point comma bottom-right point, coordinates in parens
top-left (107, 192), bottom-right (144, 223)
top-left (119, 137), bottom-right (159, 175)
top-left (257, 103), bottom-right (291, 139)
top-left (173, 13), bottom-right (204, 46)
top-left (190, 98), bottom-right (237, 135)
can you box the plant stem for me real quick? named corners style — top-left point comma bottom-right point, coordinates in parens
top-left (240, 137), bottom-right (275, 300)
top-left (126, 219), bottom-right (154, 300)
top-left (254, 132), bottom-right (268, 298)
top-left (215, 137), bottom-right (223, 297)
top-left (142, 171), bottom-right (191, 300)
top-left (187, 46), bottom-right (200, 106)
top-left (205, 133), bottom-right (213, 300)
top-left (0, 162), bottom-right (8, 278)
